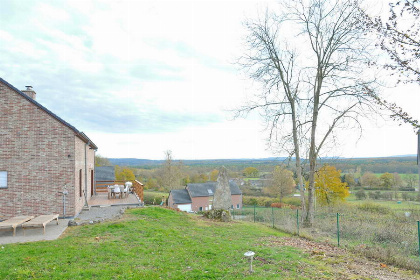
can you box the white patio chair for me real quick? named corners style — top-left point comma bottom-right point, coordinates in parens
top-left (113, 186), bottom-right (121, 199)
top-left (125, 182), bottom-right (133, 197)
top-left (122, 185), bottom-right (130, 198)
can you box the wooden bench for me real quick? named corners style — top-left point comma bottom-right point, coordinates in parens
top-left (22, 214), bottom-right (59, 235)
top-left (0, 216), bottom-right (35, 236)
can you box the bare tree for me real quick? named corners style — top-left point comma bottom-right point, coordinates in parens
top-left (358, 0), bottom-right (420, 130)
top-left (359, 0), bottom-right (420, 192)
top-left (236, 8), bottom-right (308, 216)
top-left (237, 0), bottom-right (378, 226)
top-left (159, 150), bottom-right (183, 191)
top-left (361, 0), bottom-right (420, 83)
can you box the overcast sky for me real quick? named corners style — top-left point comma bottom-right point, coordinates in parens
top-left (1, 0), bottom-right (419, 160)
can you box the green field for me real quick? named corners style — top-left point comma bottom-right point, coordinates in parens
top-left (373, 173), bottom-right (419, 180)
top-left (2, 207), bottom-right (416, 279)
top-left (346, 191), bottom-right (420, 210)
top-left (348, 198), bottom-right (420, 210)
top-left (243, 178), bottom-right (261, 181)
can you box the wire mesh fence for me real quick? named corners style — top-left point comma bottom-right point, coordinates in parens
top-left (231, 204), bottom-right (420, 271)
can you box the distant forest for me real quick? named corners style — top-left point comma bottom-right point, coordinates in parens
top-left (109, 156), bottom-right (418, 174)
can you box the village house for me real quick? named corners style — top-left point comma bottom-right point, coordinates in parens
top-left (168, 181), bottom-right (242, 212)
top-left (0, 78), bottom-right (97, 219)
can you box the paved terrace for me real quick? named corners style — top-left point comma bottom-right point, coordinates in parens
top-left (89, 193), bottom-right (141, 207)
top-left (0, 196), bottom-right (141, 245)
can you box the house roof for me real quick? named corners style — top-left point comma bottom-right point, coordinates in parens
top-left (94, 166), bottom-right (115, 181)
top-left (0, 77), bottom-right (98, 150)
top-left (186, 181), bottom-right (242, 197)
top-left (170, 189), bottom-right (192, 204)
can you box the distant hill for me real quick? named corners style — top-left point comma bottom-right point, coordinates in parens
top-left (108, 155), bottom-right (417, 173)
top-left (108, 158), bottom-right (164, 166)
top-left (108, 157), bottom-right (288, 168)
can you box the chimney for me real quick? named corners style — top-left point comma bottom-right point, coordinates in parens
top-left (21, 86), bottom-right (36, 100)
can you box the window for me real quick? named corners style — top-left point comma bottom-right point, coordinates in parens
top-left (79, 169), bottom-right (82, 197)
top-left (207, 189), bottom-right (213, 195)
top-left (0, 171), bottom-right (7, 188)
top-left (237, 204), bottom-right (240, 209)
top-left (199, 207), bottom-right (203, 211)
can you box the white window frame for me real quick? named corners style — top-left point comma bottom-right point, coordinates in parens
top-left (0, 171), bottom-right (7, 189)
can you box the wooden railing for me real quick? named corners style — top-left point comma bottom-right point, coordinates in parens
top-left (132, 180), bottom-right (144, 203)
top-left (95, 180), bottom-right (144, 203)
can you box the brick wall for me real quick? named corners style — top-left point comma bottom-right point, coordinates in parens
top-left (73, 137), bottom-right (95, 215)
top-left (0, 81), bottom-right (94, 218)
top-left (231, 194), bottom-right (242, 209)
top-left (191, 196), bottom-right (211, 212)
top-left (191, 194), bottom-right (242, 212)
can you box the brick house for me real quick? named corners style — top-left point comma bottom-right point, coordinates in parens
top-left (168, 181), bottom-right (242, 212)
top-left (0, 78), bottom-right (98, 218)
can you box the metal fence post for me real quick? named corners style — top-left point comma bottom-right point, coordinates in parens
top-left (254, 204), bottom-right (256, 223)
top-left (272, 207), bottom-right (274, 228)
top-left (417, 221), bottom-right (420, 262)
top-left (296, 209), bottom-right (299, 236)
top-left (337, 213), bottom-right (340, 247)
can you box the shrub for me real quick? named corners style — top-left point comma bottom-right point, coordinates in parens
top-left (367, 191), bottom-right (378, 200)
top-left (400, 187), bottom-right (415, 192)
top-left (143, 192), bottom-right (167, 205)
top-left (380, 192), bottom-right (393, 200)
top-left (367, 191), bottom-right (381, 200)
top-left (203, 209), bottom-right (231, 222)
top-left (270, 202), bottom-right (298, 209)
top-left (243, 196), bottom-right (279, 207)
top-left (373, 230), bottom-right (400, 243)
top-left (357, 202), bottom-right (391, 214)
top-left (355, 190), bottom-right (366, 200)
top-left (282, 197), bottom-right (301, 207)
top-left (243, 195), bottom-right (301, 207)
top-left (408, 194), bottom-right (416, 201)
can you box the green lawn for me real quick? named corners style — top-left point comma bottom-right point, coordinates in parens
top-left (243, 178), bottom-right (261, 181)
top-left (0, 207), bottom-right (382, 280)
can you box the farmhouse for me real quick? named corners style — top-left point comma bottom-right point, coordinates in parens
top-left (0, 78), bottom-right (97, 219)
top-left (168, 181), bottom-right (242, 212)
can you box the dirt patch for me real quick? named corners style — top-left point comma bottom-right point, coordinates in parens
top-left (261, 236), bottom-right (420, 280)
top-left (192, 214), bottom-right (238, 226)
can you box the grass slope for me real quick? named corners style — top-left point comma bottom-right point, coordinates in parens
top-left (0, 207), bottom-right (417, 279)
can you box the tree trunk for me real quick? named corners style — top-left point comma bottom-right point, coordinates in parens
top-left (305, 71), bottom-right (322, 227)
top-left (291, 103), bottom-right (306, 220)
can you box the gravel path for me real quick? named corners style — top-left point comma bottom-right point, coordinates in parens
top-left (69, 205), bottom-right (135, 226)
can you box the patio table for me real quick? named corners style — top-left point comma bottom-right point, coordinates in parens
top-left (109, 185), bottom-right (123, 199)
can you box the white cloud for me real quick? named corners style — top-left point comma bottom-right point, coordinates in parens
top-left (90, 118), bottom-right (272, 159)
top-left (0, 0), bottom-right (418, 160)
